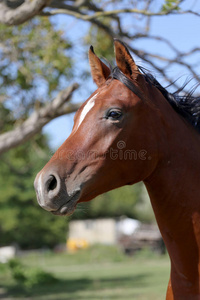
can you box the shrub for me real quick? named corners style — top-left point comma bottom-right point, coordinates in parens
top-left (8, 258), bottom-right (57, 289)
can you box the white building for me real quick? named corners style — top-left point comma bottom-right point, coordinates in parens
top-left (68, 218), bottom-right (140, 245)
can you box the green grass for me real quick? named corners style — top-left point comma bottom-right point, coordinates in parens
top-left (0, 245), bottom-right (170, 300)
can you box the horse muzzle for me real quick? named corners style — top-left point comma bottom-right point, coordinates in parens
top-left (34, 170), bottom-right (80, 216)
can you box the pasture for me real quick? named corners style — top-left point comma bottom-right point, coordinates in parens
top-left (0, 245), bottom-right (170, 300)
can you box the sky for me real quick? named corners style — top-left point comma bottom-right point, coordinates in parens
top-left (43, 1), bottom-right (200, 150)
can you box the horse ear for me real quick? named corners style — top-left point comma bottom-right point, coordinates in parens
top-left (89, 46), bottom-right (111, 87)
top-left (114, 39), bottom-right (139, 80)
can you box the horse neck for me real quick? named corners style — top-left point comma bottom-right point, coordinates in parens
top-left (143, 88), bottom-right (200, 210)
top-left (144, 124), bottom-right (200, 229)
top-left (143, 95), bottom-right (200, 293)
top-left (144, 94), bottom-right (200, 216)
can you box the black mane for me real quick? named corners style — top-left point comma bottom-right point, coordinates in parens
top-left (110, 66), bottom-right (200, 133)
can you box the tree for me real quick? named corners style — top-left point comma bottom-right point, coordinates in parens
top-left (0, 17), bottom-right (80, 154)
top-left (0, 0), bottom-right (200, 153)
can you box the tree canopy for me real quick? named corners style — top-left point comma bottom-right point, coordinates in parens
top-left (0, 17), bottom-right (80, 154)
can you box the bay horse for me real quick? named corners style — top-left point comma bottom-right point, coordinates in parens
top-left (34, 39), bottom-right (200, 299)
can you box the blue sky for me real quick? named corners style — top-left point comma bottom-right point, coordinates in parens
top-left (44, 1), bottom-right (200, 150)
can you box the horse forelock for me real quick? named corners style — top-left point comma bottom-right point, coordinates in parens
top-left (110, 67), bottom-right (143, 100)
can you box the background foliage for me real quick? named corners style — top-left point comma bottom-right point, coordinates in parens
top-left (0, 129), bottom-right (68, 248)
top-left (0, 18), bottom-right (72, 123)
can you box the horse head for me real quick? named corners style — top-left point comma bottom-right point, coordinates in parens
top-left (34, 40), bottom-right (161, 216)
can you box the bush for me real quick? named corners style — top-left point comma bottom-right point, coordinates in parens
top-left (8, 258), bottom-right (57, 289)
top-left (25, 268), bottom-right (56, 288)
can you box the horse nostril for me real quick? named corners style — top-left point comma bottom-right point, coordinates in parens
top-left (47, 175), bottom-right (57, 192)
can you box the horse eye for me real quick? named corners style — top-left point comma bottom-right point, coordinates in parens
top-left (107, 110), bottom-right (122, 120)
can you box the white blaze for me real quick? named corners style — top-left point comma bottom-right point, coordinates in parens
top-left (76, 93), bottom-right (98, 129)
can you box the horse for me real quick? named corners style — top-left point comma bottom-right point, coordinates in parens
top-left (34, 39), bottom-right (200, 300)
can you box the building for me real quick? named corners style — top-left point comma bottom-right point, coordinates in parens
top-left (67, 218), bottom-right (164, 254)
top-left (68, 217), bottom-right (140, 245)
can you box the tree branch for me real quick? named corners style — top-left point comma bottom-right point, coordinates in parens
top-left (39, 6), bottom-right (187, 20)
top-left (0, 83), bottom-right (80, 155)
top-left (0, 0), bottom-right (198, 26)
top-left (0, 0), bottom-right (51, 25)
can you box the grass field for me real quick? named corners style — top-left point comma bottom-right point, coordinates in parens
top-left (0, 245), bottom-right (170, 300)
